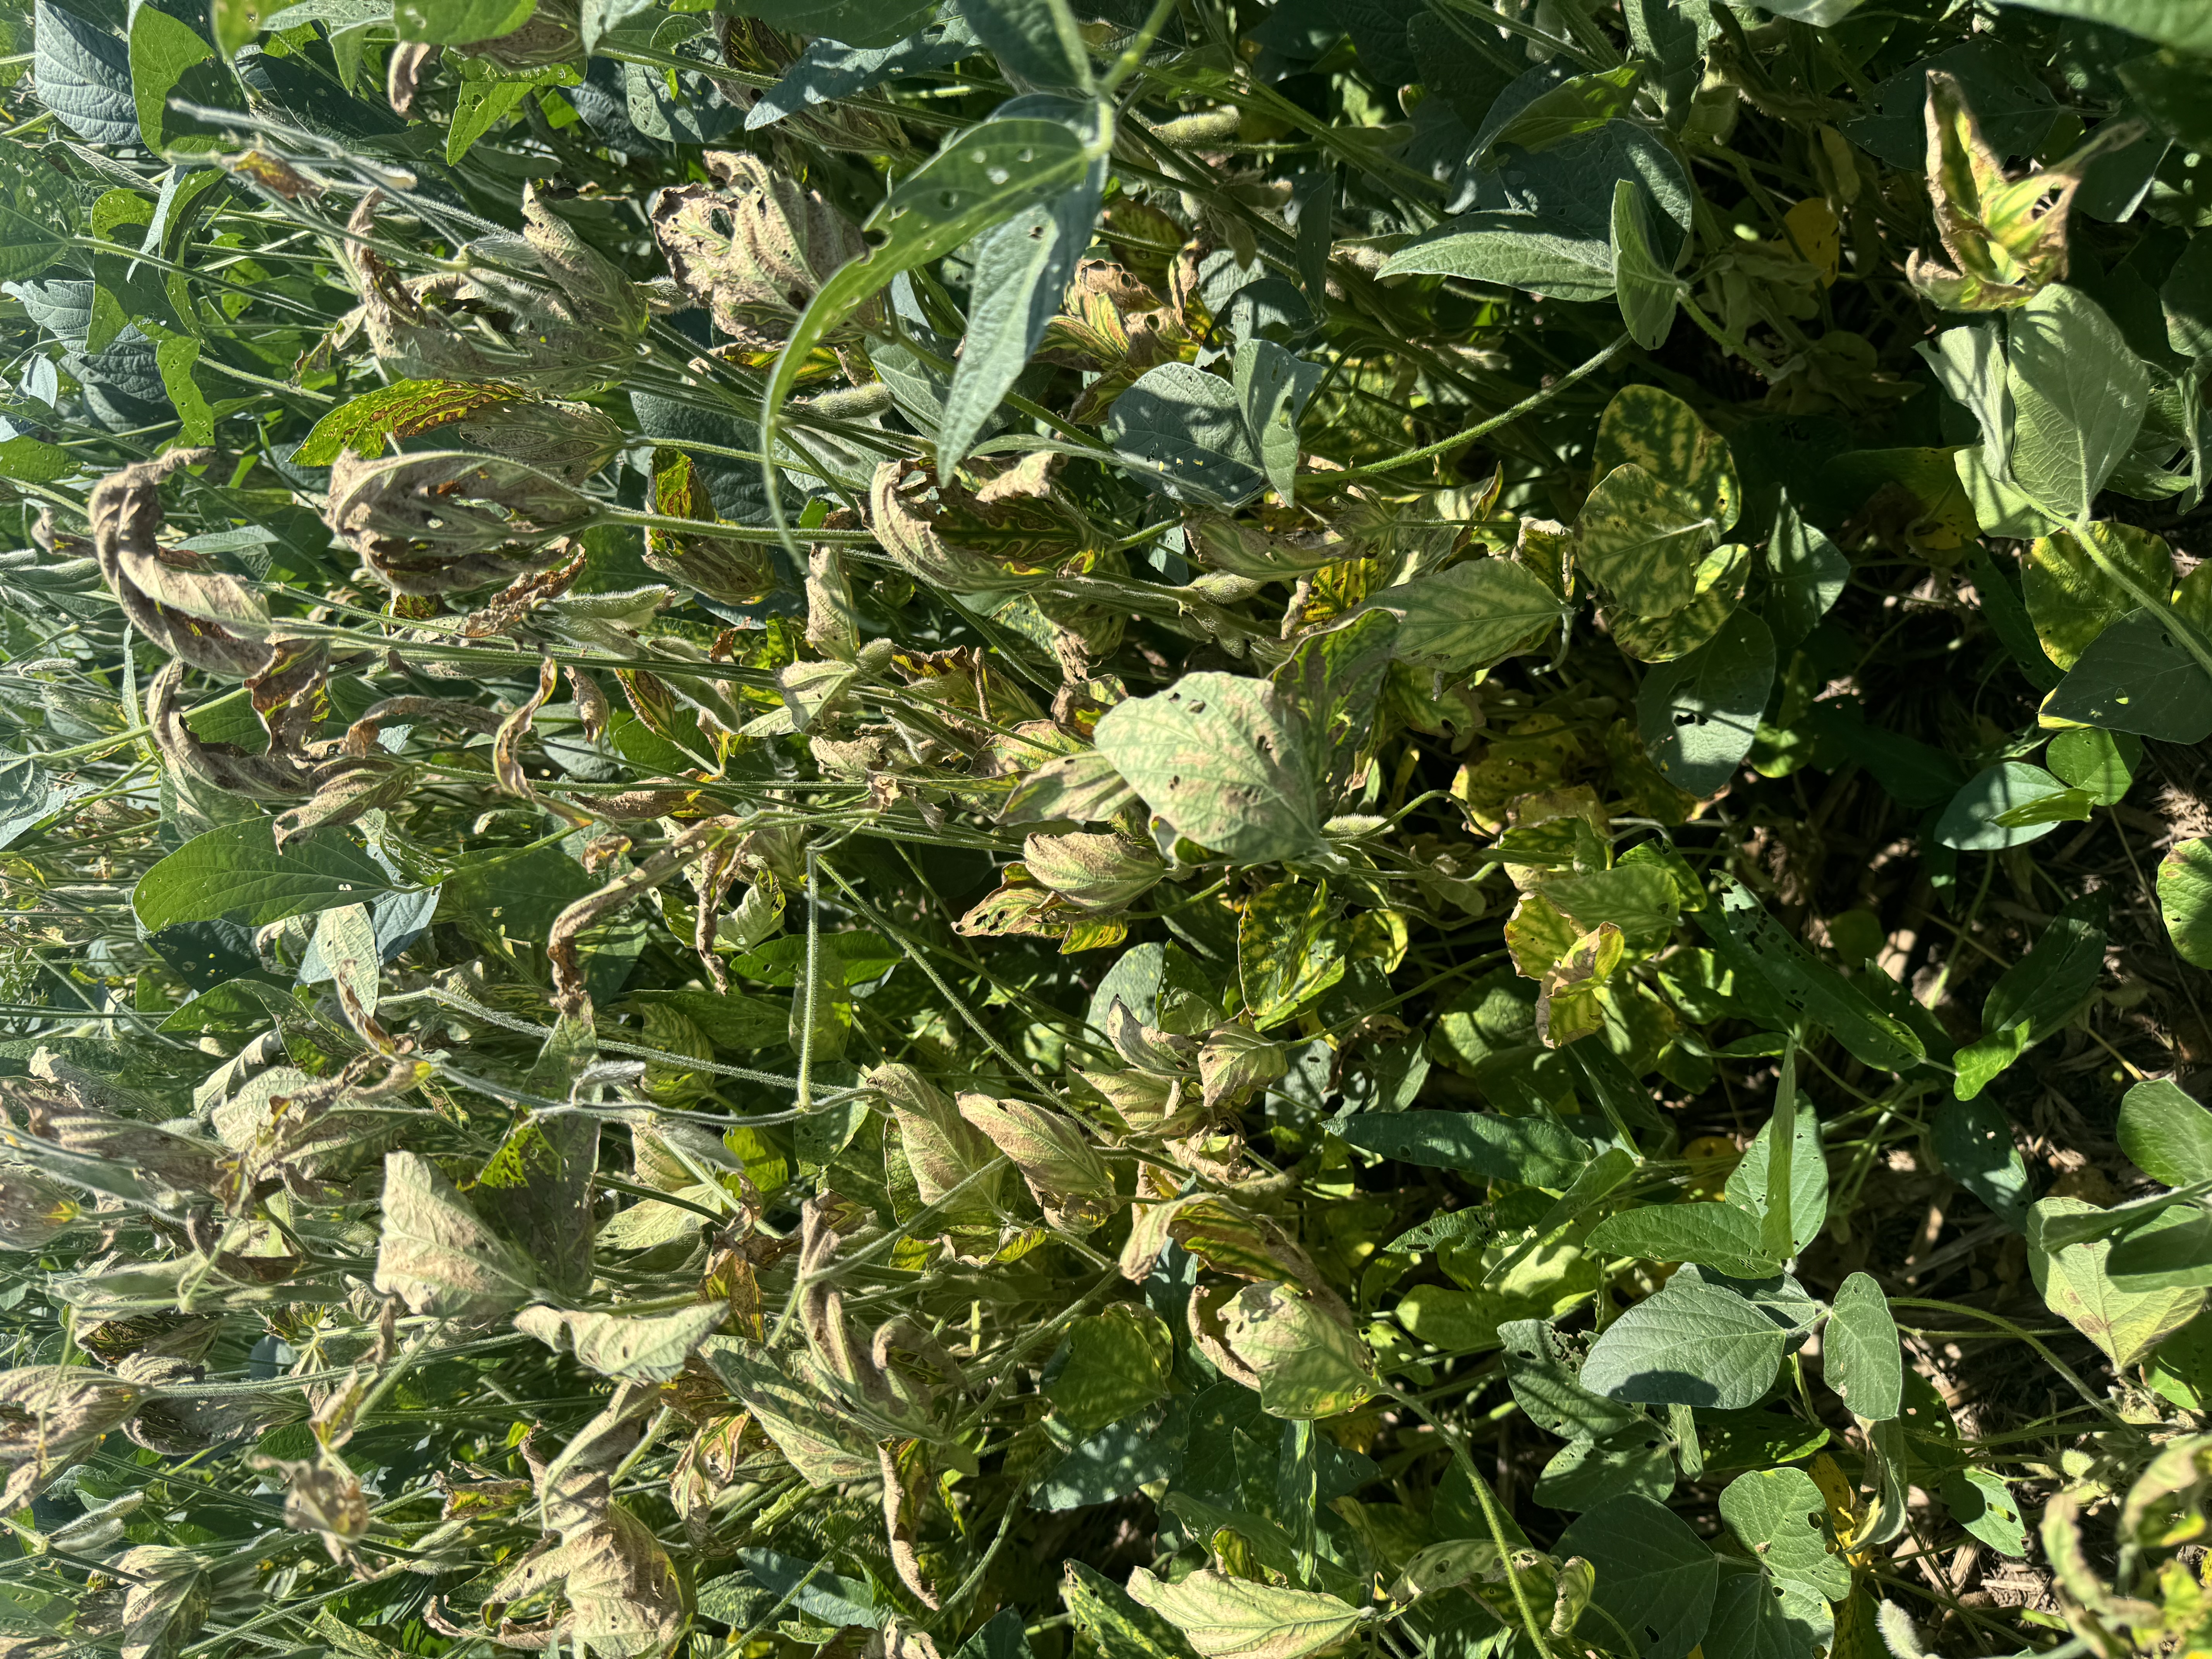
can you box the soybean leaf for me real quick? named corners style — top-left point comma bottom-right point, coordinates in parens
top-left (1934, 761), bottom-right (2089, 850)
top-left (764, 115), bottom-right (1097, 501)
top-left (2119, 1078), bottom-right (2212, 1187)
top-left (1365, 557), bottom-right (1568, 674)
top-left (34, 0), bottom-right (137, 148)
top-left (2160, 839), bottom-right (2212, 967)
top-left (2105, 1204), bottom-right (2212, 1292)
top-left (2046, 726), bottom-right (2138, 805)
top-left (940, 116), bottom-right (1105, 467)
top-left (1105, 363), bottom-right (1268, 508)
top-left (960, 0), bottom-right (1090, 91)
top-left (1701, 1563), bottom-right (1828, 1659)
top-left (1940, 1467), bottom-right (2027, 1556)
top-left (391, 0), bottom-right (538, 42)
top-left (1332, 1110), bottom-right (1593, 1188)
top-left (134, 820), bottom-right (406, 931)
top-left (1579, 1276), bottom-right (1799, 1409)
top-left (2027, 1196), bottom-right (2205, 1366)
top-left (1934, 1096), bottom-right (2033, 1227)
top-left (2043, 608), bottom-right (2212, 743)
top-left (1610, 179), bottom-right (1679, 349)
top-left (1719, 1466), bottom-right (1851, 1600)
top-left (1379, 212), bottom-right (1617, 301)
top-left (0, 755), bottom-right (88, 851)
top-left (1233, 339), bottom-right (1322, 504)
top-left (1723, 1075), bottom-right (1827, 1255)
top-left (1762, 492), bottom-right (1848, 651)
top-left (1535, 1423), bottom-right (1676, 1511)
top-left (1556, 1494), bottom-right (1717, 1659)
top-left (1578, 464), bottom-right (1718, 618)
top-left (1703, 878), bottom-right (1926, 1073)
top-left (2001, 0), bottom-right (2212, 52)
top-left (2006, 284), bottom-right (2150, 520)
top-left (1498, 1317), bottom-right (1644, 1439)
top-left (1824, 1272), bottom-right (1903, 1421)
top-left (1092, 672), bottom-right (1323, 864)
top-left (1123, 1569), bottom-right (1368, 1659)
top-left (1637, 609), bottom-right (1776, 797)
top-left (1585, 1203), bottom-right (1781, 1280)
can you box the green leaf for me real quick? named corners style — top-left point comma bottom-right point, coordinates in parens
top-left (1046, 1306), bottom-right (1174, 1437)
top-left (1697, 1407), bottom-right (1831, 1472)
top-left (940, 155), bottom-right (1105, 467)
top-left (2105, 1204), bottom-right (2212, 1291)
top-left (1579, 1276), bottom-right (1804, 1410)
top-left (2119, 1077), bottom-right (2212, 1186)
top-left (2042, 607), bottom-right (2212, 743)
top-left (1934, 761), bottom-right (2085, 850)
top-left (1611, 179), bottom-right (1679, 349)
top-left (1123, 1569), bottom-right (1368, 1659)
top-left (2006, 284), bottom-right (2150, 520)
top-left (306, 901), bottom-right (379, 1020)
top-left (1379, 212), bottom-right (1617, 302)
top-left (34, 0), bottom-right (138, 148)
top-left (1092, 672), bottom-right (1323, 865)
top-left (2046, 726), bottom-right (2138, 805)
top-left (2000, 0), bottom-right (2212, 52)
top-left (1366, 557), bottom-right (1567, 673)
top-left (2160, 840), bottom-right (2212, 967)
top-left (1498, 1317), bottom-right (1644, 1439)
top-left (1704, 878), bottom-right (1926, 1073)
top-left (1700, 1564), bottom-right (1827, 1659)
top-left (0, 434), bottom-right (72, 482)
top-left (2027, 1195), bottom-right (2205, 1366)
top-left (517, 1302), bottom-right (728, 1381)
top-left (1762, 492), bottom-right (1848, 651)
top-left (1940, 1466), bottom-right (2027, 1556)
top-left (2023, 522), bottom-right (2172, 672)
top-left (211, 0), bottom-right (263, 55)
top-left (1594, 385), bottom-right (1739, 531)
top-left (150, 331), bottom-right (212, 447)
top-left (1556, 1493), bottom-right (1717, 1659)
top-left (733, 1546), bottom-right (884, 1629)
top-left (134, 819), bottom-right (405, 931)
top-left (764, 115), bottom-right (1097, 503)
top-left (1104, 362), bottom-right (1268, 508)
top-left (1719, 1466), bottom-right (1850, 1600)
top-left (126, 3), bottom-right (220, 153)
top-left (1332, 1110), bottom-right (1593, 1189)
top-left (1585, 1203), bottom-right (1781, 1280)
top-left (1980, 891), bottom-right (2105, 1047)
top-left (1723, 1076), bottom-right (1827, 1257)
top-left (1824, 1272), bottom-right (1902, 1421)
top-left (1933, 1096), bottom-right (2032, 1227)
top-left (1637, 608), bottom-right (1776, 797)
top-left (1214, 1281), bottom-right (1378, 1419)
top-left (0, 754), bottom-right (88, 851)
top-left (1233, 339), bottom-right (1322, 505)
top-left (959, 0), bottom-right (1090, 90)
top-left (372, 1151), bottom-right (538, 1319)
top-left (392, 0), bottom-right (536, 43)
top-left (1534, 1422), bottom-right (1676, 1512)
top-left (1064, 1561), bottom-right (1199, 1659)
